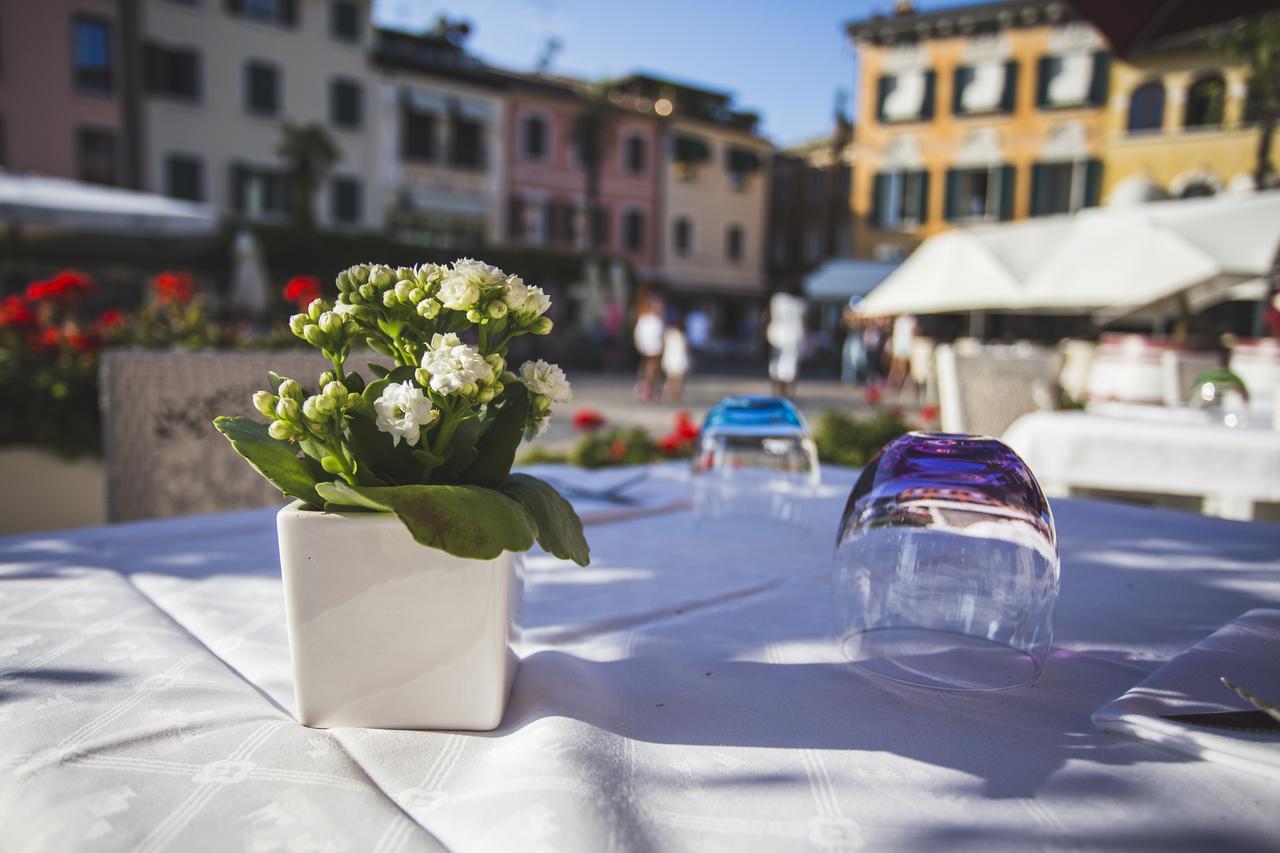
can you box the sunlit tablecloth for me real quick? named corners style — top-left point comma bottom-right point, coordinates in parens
top-left (2, 463), bottom-right (1280, 852)
top-left (1004, 408), bottom-right (1280, 520)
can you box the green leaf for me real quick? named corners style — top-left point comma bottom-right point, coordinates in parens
top-left (457, 383), bottom-right (530, 489)
top-left (341, 483), bottom-right (537, 560)
top-left (367, 362), bottom-right (390, 378)
top-left (433, 416), bottom-right (482, 481)
top-left (315, 480), bottom-right (387, 512)
top-left (501, 473), bottom-right (590, 566)
top-left (213, 416), bottom-right (326, 508)
top-left (267, 371), bottom-right (288, 393)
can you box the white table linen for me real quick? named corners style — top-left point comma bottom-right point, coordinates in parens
top-left (1003, 408), bottom-right (1280, 519)
top-left (1093, 609), bottom-right (1280, 780)
top-left (3, 463), bottom-right (1280, 852)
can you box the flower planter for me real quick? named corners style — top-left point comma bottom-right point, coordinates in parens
top-left (277, 501), bottom-right (522, 730)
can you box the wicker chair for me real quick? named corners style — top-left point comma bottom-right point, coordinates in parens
top-left (936, 343), bottom-right (1062, 438)
top-left (100, 349), bottom-right (337, 522)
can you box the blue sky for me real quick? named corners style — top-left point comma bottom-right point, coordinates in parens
top-left (373, 0), bottom-right (974, 147)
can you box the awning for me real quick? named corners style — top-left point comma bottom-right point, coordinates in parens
top-left (0, 172), bottom-right (219, 236)
top-left (802, 259), bottom-right (899, 303)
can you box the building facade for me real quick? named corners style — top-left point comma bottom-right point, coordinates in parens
top-left (846, 0), bottom-right (1109, 260)
top-left (768, 129), bottom-right (854, 293)
top-left (141, 0), bottom-right (381, 229)
top-left (503, 75), bottom-right (662, 276)
top-left (1100, 36), bottom-right (1279, 202)
top-left (0, 0), bottom-right (137, 186)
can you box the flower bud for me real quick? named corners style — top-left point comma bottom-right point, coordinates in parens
top-left (322, 380), bottom-right (347, 400)
top-left (394, 280), bottom-right (414, 302)
top-left (315, 394), bottom-right (339, 417)
top-left (318, 370), bottom-right (335, 387)
top-left (487, 300), bottom-right (508, 319)
top-left (318, 311), bottom-right (343, 335)
top-left (336, 270), bottom-right (352, 292)
top-left (485, 353), bottom-right (505, 371)
top-left (417, 298), bottom-right (440, 319)
top-left (415, 368), bottom-right (431, 387)
top-left (276, 397), bottom-right (301, 421)
top-left (278, 379), bottom-right (303, 400)
top-left (477, 386), bottom-right (496, 404)
top-left (382, 290), bottom-right (397, 308)
top-left (530, 317), bottom-right (554, 335)
top-left (466, 308), bottom-right (485, 324)
top-left (396, 266), bottom-right (414, 280)
top-left (359, 283), bottom-right (376, 301)
top-left (352, 264), bottom-right (370, 284)
top-left (307, 299), bottom-right (327, 321)
top-left (253, 390), bottom-right (278, 418)
top-left (303, 325), bottom-right (326, 347)
top-left (267, 420), bottom-right (294, 441)
top-left (409, 287), bottom-right (425, 303)
top-left (302, 396), bottom-right (326, 422)
top-left (461, 382), bottom-right (479, 398)
top-left (370, 266), bottom-right (392, 288)
top-left (289, 314), bottom-right (309, 336)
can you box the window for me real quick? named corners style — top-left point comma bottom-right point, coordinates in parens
top-left (1127, 81), bottom-right (1165, 133)
top-left (804, 226), bottom-right (823, 263)
top-left (1184, 74), bottom-right (1224, 128)
top-left (725, 225), bottom-right (743, 262)
top-left (624, 134), bottom-right (647, 175)
top-left (622, 210), bottom-right (646, 252)
top-left (244, 61), bottom-right (280, 116)
top-left (72, 17), bottom-right (112, 95)
top-left (876, 71), bottom-right (936, 123)
top-left (953, 61), bottom-right (1017, 116)
top-left (588, 205), bottom-right (610, 249)
top-left (402, 108), bottom-right (436, 162)
top-left (330, 78), bottom-right (362, 129)
top-left (228, 0), bottom-right (297, 26)
top-left (944, 165), bottom-right (1015, 222)
top-left (144, 44), bottom-right (201, 100)
top-left (871, 170), bottom-right (929, 228)
top-left (507, 196), bottom-right (548, 245)
top-left (1036, 52), bottom-right (1108, 109)
top-left (546, 200), bottom-right (577, 246)
top-left (330, 177), bottom-right (361, 225)
top-left (449, 115), bottom-right (484, 169)
top-left (166, 154), bottom-right (204, 201)
top-left (231, 164), bottom-right (289, 218)
top-left (673, 217), bottom-right (693, 256)
top-left (330, 1), bottom-right (359, 42)
top-left (1029, 161), bottom-right (1101, 216)
top-left (77, 128), bottom-right (117, 185)
top-left (521, 114), bottom-right (547, 160)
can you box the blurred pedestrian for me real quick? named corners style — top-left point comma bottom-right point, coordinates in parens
top-left (887, 313), bottom-right (917, 394)
top-left (662, 310), bottom-right (690, 403)
top-left (841, 301), bottom-right (868, 384)
top-left (767, 285), bottom-right (806, 398)
top-left (633, 293), bottom-right (665, 401)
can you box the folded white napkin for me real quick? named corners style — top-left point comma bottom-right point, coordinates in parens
top-left (1092, 609), bottom-right (1280, 780)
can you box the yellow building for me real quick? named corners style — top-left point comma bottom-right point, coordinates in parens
top-left (846, 0), bottom-right (1110, 260)
top-left (1102, 37), bottom-right (1279, 201)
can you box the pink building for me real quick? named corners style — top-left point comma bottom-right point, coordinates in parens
top-left (0, 0), bottom-right (135, 186)
top-left (503, 76), bottom-right (661, 277)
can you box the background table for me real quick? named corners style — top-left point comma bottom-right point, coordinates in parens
top-left (1004, 407), bottom-right (1280, 520)
top-left (2, 464), bottom-right (1279, 852)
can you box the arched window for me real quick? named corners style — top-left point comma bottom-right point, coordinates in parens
top-left (1184, 74), bottom-right (1224, 128)
top-left (1179, 179), bottom-right (1217, 199)
top-left (1127, 81), bottom-right (1165, 133)
top-left (521, 114), bottom-right (548, 160)
top-left (623, 134), bottom-right (647, 176)
top-left (673, 217), bottom-right (692, 256)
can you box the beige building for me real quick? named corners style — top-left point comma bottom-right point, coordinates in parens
top-left (847, 0), bottom-right (1109, 260)
top-left (141, 0), bottom-right (380, 229)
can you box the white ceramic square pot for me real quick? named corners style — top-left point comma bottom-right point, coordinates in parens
top-left (277, 501), bottom-right (522, 730)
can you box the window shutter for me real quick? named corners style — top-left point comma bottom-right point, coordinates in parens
top-left (944, 169), bottom-right (960, 221)
top-left (1000, 60), bottom-right (1019, 113)
top-left (281, 0), bottom-right (298, 26)
top-left (916, 170), bottom-right (930, 224)
top-left (1089, 52), bottom-right (1111, 106)
top-left (1035, 57), bottom-right (1051, 108)
top-left (998, 165), bottom-right (1017, 221)
top-left (922, 70), bottom-right (937, 120)
top-left (1084, 159), bottom-right (1103, 208)
top-left (876, 75), bottom-right (891, 123)
top-left (230, 164), bottom-right (246, 213)
top-left (952, 67), bottom-right (966, 117)
top-left (1030, 163), bottom-right (1046, 217)
top-left (869, 173), bottom-right (885, 227)
top-left (508, 196), bottom-right (524, 241)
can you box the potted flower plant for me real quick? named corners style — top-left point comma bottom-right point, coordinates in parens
top-left (215, 259), bottom-right (588, 731)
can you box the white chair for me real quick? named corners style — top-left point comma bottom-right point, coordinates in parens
top-left (936, 343), bottom-right (1061, 437)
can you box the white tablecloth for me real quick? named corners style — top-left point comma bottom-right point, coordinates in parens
top-left (1004, 409), bottom-right (1280, 519)
top-left (3, 464), bottom-right (1280, 852)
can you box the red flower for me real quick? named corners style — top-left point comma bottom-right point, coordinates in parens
top-left (152, 271), bottom-right (194, 305)
top-left (609, 438), bottom-right (628, 462)
top-left (28, 327), bottom-right (63, 351)
top-left (863, 385), bottom-right (883, 405)
top-left (26, 270), bottom-right (92, 302)
top-left (96, 308), bottom-right (126, 330)
top-left (66, 330), bottom-right (95, 352)
top-left (283, 275), bottom-right (322, 310)
top-left (658, 434), bottom-right (681, 453)
top-left (673, 410), bottom-right (700, 441)
top-left (571, 408), bottom-right (607, 432)
top-left (0, 296), bottom-right (36, 328)
top-left (919, 404), bottom-right (939, 424)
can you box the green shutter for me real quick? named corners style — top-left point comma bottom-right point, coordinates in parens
top-left (1030, 163), bottom-right (1046, 217)
top-left (876, 76), bottom-right (891, 123)
top-left (870, 173), bottom-right (886, 227)
top-left (1084, 159), bottom-right (1103, 208)
top-left (1089, 52), bottom-right (1111, 106)
top-left (1035, 57), bottom-right (1052, 108)
top-left (1000, 60), bottom-right (1019, 114)
top-left (952, 67), bottom-right (966, 116)
top-left (916, 171), bottom-right (931, 224)
top-left (944, 169), bottom-right (960, 221)
top-left (922, 70), bottom-right (937, 120)
top-left (998, 165), bottom-right (1017, 221)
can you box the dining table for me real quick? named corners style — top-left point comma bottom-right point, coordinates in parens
top-left (2, 462), bottom-right (1279, 852)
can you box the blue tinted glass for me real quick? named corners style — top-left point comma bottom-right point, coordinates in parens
top-left (702, 396), bottom-right (807, 435)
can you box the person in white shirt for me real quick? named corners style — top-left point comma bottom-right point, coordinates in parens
top-left (767, 288), bottom-right (807, 398)
top-left (662, 311), bottom-right (690, 403)
top-left (633, 293), bottom-right (665, 401)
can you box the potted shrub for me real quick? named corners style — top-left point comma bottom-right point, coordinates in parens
top-left (215, 259), bottom-right (588, 731)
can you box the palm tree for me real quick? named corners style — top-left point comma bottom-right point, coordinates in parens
top-left (277, 122), bottom-right (341, 231)
top-left (1214, 12), bottom-right (1280, 189)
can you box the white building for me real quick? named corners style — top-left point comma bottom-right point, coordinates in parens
top-left (140, 0), bottom-right (381, 229)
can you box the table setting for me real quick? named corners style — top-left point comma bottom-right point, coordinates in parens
top-left (3, 259), bottom-right (1280, 851)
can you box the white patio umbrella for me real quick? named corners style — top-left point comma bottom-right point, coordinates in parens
top-left (0, 172), bottom-right (217, 236)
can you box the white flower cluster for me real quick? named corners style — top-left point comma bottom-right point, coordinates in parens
top-left (415, 333), bottom-right (503, 403)
top-left (520, 359), bottom-right (573, 439)
top-left (373, 382), bottom-right (438, 447)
